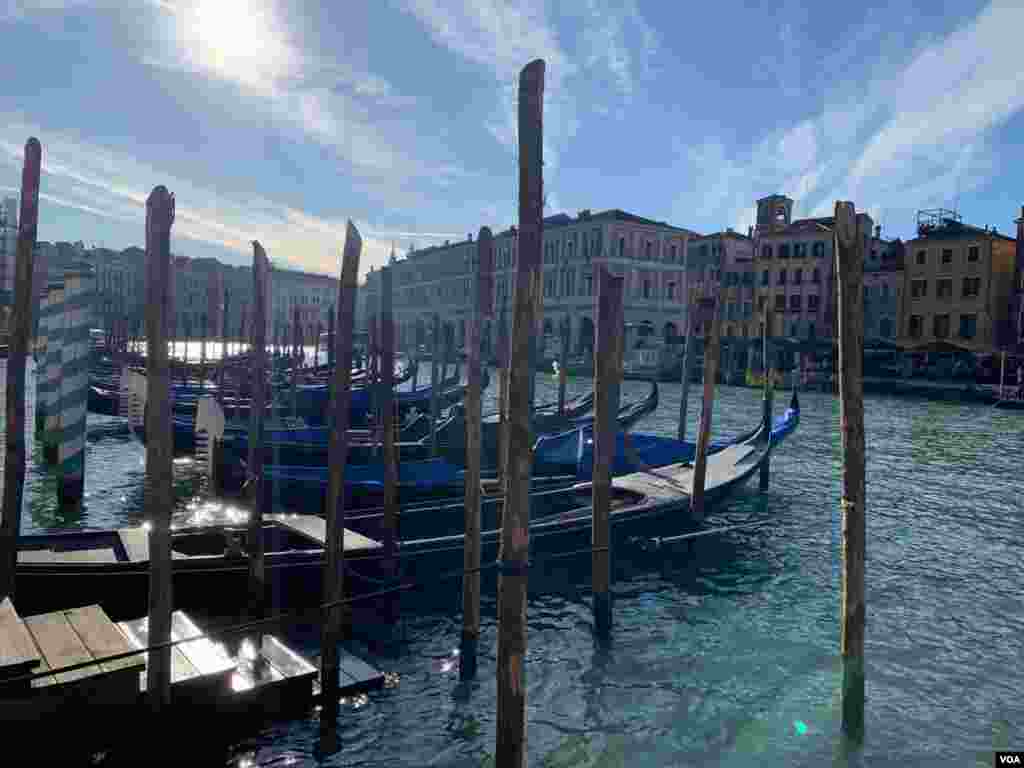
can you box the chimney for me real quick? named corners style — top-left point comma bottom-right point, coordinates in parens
top-left (747, 225), bottom-right (753, 238)
top-left (874, 225), bottom-right (881, 239)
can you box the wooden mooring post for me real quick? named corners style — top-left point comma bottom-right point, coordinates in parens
top-left (557, 315), bottom-right (569, 415)
top-left (144, 185), bottom-right (175, 709)
top-left (380, 265), bottom-right (399, 620)
top-left (690, 294), bottom-right (723, 520)
top-left (429, 313), bottom-right (441, 457)
top-left (248, 242), bottom-right (271, 617)
top-left (592, 266), bottom-right (624, 643)
top-left (677, 302), bottom-right (697, 442)
top-left (496, 304), bottom-right (510, 488)
top-left (0, 138), bottom-right (40, 601)
top-left (460, 226), bottom-right (493, 680)
top-left (760, 307), bottom-right (774, 491)
top-left (320, 222), bottom-right (362, 742)
top-left (292, 304), bottom-right (302, 419)
top-left (834, 201), bottom-right (868, 743)
top-left (496, 57), bottom-right (544, 768)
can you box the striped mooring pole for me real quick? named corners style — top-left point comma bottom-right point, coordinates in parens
top-left (55, 263), bottom-right (94, 507)
top-left (42, 281), bottom-right (65, 465)
top-left (34, 286), bottom-right (49, 435)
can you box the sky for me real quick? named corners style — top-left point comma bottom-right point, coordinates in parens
top-left (2, 0), bottom-right (1024, 280)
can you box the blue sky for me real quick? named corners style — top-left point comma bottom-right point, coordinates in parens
top-left (2, 0), bottom-right (1023, 279)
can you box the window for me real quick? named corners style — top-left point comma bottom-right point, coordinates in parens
top-left (774, 295), bottom-right (786, 311)
top-left (584, 274), bottom-right (593, 296)
top-left (743, 302), bottom-right (752, 318)
top-left (761, 269), bottom-right (770, 286)
top-left (794, 243), bottom-right (808, 258)
top-left (879, 317), bottom-right (892, 338)
top-left (808, 295), bottom-right (820, 311)
top-left (670, 244), bottom-right (677, 262)
top-left (727, 302), bottom-right (738, 320)
top-left (566, 270), bottom-right (575, 296)
top-left (916, 250), bottom-right (926, 266)
top-left (937, 278), bottom-right (952, 300)
top-left (812, 241), bottom-right (825, 258)
top-left (941, 249), bottom-right (953, 265)
top-left (778, 269), bottom-right (787, 285)
top-left (646, 241), bottom-right (653, 259)
top-left (667, 281), bottom-right (676, 301)
top-left (779, 244), bottom-right (790, 259)
top-left (881, 284), bottom-right (889, 300)
top-left (908, 315), bottom-right (923, 338)
top-left (911, 279), bottom-right (928, 299)
top-left (968, 246), bottom-right (980, 262)
top-left (761, 245), bottom-right (773, 259)
top-left (962, 277), bottom-right (981, 297)
top-left (933, 314), bottom-right (950, 339)
top-left (790, 295), bottom-right (802, 312)
top-left (863, 285), bottom-right (871, 302)
top-left (794, 268), bottom-right (802, 285)
top-left (959, 313), bottom-right (977, 339)
top-left (642, 280), bottom-right (651, 299)
top-left (812, 268), bottom-right (821, 284)
top-left (618, 237), bottom-right (625, 258)
top-left (808, 322), bottom-right (816, 339)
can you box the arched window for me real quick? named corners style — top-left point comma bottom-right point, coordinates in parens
top-left (761, 245), bottom-right (773, 259)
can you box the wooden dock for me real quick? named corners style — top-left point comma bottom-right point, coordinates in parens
top-left (1, 596), bottom-right (384, 743)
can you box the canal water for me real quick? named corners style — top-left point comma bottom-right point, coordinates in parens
top-left (4, 360), bottom-right (1023, 766)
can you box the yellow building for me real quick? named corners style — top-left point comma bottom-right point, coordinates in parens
top-left (898, 210), bottom-right (1017, 351)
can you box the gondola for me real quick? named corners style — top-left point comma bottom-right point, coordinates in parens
top-left (11, 402), bottom-right (788, 621)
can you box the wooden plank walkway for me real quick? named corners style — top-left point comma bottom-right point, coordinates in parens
top-left (0, 597), bottom-right (41, 677)
top-left (0, 601), bottom-right (144, 723)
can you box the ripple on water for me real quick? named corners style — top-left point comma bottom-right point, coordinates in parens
top-left (4, 368), bottom-right (1023, 766)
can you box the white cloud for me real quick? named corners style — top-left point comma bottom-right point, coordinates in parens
top-left (675, 1), bottom-right (1024, 237)
top-left (0, 118), bottom-right (455, 277)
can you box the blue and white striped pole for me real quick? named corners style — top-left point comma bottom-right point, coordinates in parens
top-left (42, 281), bottom-right (64, 465)
top-left (34, 286), bottom-right (49, 435)
top-left (56, 263), bottom-right (94, 506)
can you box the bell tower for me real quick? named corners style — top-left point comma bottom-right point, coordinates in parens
top-left (755, 194), bottom-right (793, 236)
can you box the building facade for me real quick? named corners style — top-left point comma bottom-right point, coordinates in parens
top-left (897, 210), bottom-right (1017, 350)
top-left (685, 229), bottom-right (756, 340)
top-left (863, 238), bottom-right (904, 342)
top-left (362, 209), bottom-right (699, 360)
top-left (1013, 207), bottom-right (1024, 348)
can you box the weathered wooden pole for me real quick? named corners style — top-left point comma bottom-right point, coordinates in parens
top-left (591, 267), bottom-right (624, 643)
top-left (327, 304), bottom-right (335, 368)
top-left (247, 242), bottom-right (271, 616)
top-left (380, 266), bottom-right (398, 572)
top-left (144, 185), bottom-right (175, 709)
top-left (496, 57), bottom-right (544, 768)
top-left (314, 320), bottom-right (322, 369)
top-left (291, 304), bottom-right (302, 419)
top-left (835, 201), bottom-right (868, 743)
top-left (496, 303), bottom-right (510, 485)
top-left (999, 349), bottom-right (1006, 400)
top-left (0, 138), bottom-right (40, 601)
top-left (320, 222), bottom-right (362, 737)
top-left (677, 299), bottom-right (697, 442)
top-left (557, 315), bottom-right (569, 415)
top-left (460, 226), bottom-right (493, 680)
top-left (219, 288), bottom-right (229, 397)
top-left (760, 307), bottom-right (774, 491)
top-left (690, 294), bottom-right (723, 520)
top-left (429, 313), bottom-right (441, 457)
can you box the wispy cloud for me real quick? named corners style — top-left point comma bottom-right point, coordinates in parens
top-left (675, 1), bottom-right (1024, 236)
top-left (402, 0), bottom-right (657, 178)
top-left (0, 118), bottom-right (454, 277)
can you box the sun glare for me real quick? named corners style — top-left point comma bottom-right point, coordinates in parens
top-left (179, 0), bottom-right (297, 89)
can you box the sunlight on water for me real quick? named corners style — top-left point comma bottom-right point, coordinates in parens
top-left (4, 361), bottom-right (1023, 767)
